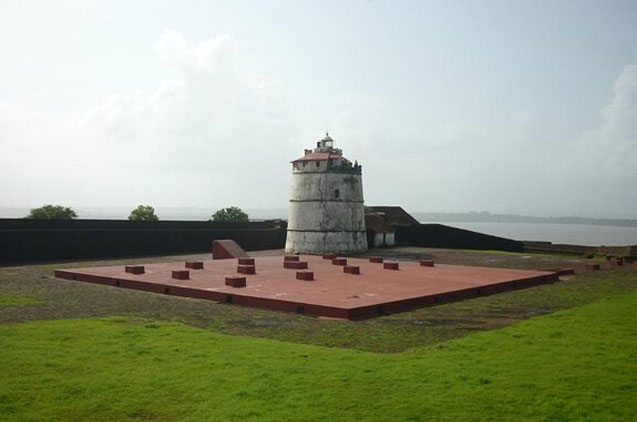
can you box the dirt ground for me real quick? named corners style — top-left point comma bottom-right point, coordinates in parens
top-left (1, 247), bottom-right (635, 352)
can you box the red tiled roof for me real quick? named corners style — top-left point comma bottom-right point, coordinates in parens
top-left (292, 152), bottom-right (341, 162)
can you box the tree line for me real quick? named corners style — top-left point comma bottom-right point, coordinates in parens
top-left (24, 205), bottom-right (249, 222)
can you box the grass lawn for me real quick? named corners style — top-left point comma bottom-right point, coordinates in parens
top-left (1, 289), bottom-right (636, 421)
top-left (1, 248), bottom-right (636, 420)
top-left (1, 248), bottom-right (636, 353)
top-left (0, 293), bottom-right (41, 308)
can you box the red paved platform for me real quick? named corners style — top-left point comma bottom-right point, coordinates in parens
top-left (55, 256), bottom-right (559, 320)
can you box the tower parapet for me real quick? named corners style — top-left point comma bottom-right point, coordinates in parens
top-left (285, 134), bottom-right (368, 254)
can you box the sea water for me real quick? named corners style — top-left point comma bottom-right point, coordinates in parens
top-left (422, 222), bottom-right (637, 246)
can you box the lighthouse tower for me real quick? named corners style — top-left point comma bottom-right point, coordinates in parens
top-left (285, 133), bottom-right (368, 254)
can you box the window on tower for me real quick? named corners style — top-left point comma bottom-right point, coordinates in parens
top-left (316, 161), bottom-right (320, 168)
top-left (335, 189), bottom-right (340, 199)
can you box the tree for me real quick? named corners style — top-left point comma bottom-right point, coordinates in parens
top-left (25, 205), bottom-right (77, 220)
top-left (128, 205), bottom-right (159, 221)
top-left (211, 206), bottom-right (249, 222)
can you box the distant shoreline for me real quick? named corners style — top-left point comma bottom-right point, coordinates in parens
top-left (2, 206), bottom-right (636, 228)
top-left (413, 212), bottom-right (637, 229)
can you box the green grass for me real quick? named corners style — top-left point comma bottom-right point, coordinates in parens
top-left (2, 250), bottom-right (636, 353)
top-left (1, 290), bottom-right (636, 421)
top-left (0, 293), bottom-right (41, 308)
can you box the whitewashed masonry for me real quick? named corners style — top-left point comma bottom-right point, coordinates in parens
top-left (285, 133), bottom-right (368, 254)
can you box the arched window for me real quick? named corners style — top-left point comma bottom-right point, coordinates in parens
top-left (334, 189), bottom-right (340, 199)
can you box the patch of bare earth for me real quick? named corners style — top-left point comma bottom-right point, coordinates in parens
top-left (1, 247), bottom-right (635, 352)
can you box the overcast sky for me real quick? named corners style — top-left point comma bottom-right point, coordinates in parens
top-left (1, 0), bottom-right (636, 218)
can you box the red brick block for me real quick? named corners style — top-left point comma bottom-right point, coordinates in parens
top-left (284, 261), bottom-right (308, 269)
top-left (125, 265), bottom-right (145, 275)
top-left (296, 271), bottom-right (314, 281)
top-left (369, 257), bottom-right (383, 263)
top-left (332, 258), bottom-right (347, 266)
top-left (237, 265), bottom-right (256, 275)
top-left (322, 253), bottom-right (337, 260)
top-left (185, 261), bottom-right (204, 269)
top-left (343, 265), bottom-right (360, 275)
top-left (238, 258), bottom-right (255, 265)
top-left (556, 268), bottom-right (575, 276)
top-left (613, 258), bottom-right (624, 266)
top-left (225, 276), bottom-right (247, 288)
top-left (284, 255), bottom-right (300, 262)
top-left (212, 239), bottom-right (248, 260)
top-left (172, 270), bottom-right (190, 280)
top-left (420, 259), bottom-right (434, 267)
top-left (586, 263), bottom-right (600, 270)
top-left (383, 262), bottom-right (399, 270)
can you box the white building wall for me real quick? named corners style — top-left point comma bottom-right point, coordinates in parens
top-left (287, 202), bottom-right (365, 232)
top-left (285, 159), bottom-right (367, 254)
top-left (373, 233), bottom-right (384, 248)
top-left (289, 172), bottom-right (363, 202)
top-left (385, 232), bottom-right (395, 247)
top-left (372, 232), bottom-right (395, 248)
top-left (286, 231), bottom-right (367, 254)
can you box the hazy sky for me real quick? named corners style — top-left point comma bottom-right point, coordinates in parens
top-left (1, 0), bottom-right (636, 218)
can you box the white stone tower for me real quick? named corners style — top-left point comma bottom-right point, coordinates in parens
top-left (285, 133), bottom-right (368, 254)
